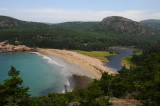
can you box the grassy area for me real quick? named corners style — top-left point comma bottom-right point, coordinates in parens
top-left (73, 50), bottom-right (117, 61)
top-left (121, 56), bottom-right (133, 68)
top-left (135, 51), bottom-right (142, 55)
top-left (121, 50), bottom-right (142, 68)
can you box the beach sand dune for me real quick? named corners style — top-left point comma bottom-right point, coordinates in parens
top-left (38, 48), bottom-right (114, 79)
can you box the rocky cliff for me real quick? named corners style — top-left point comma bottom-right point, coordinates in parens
top-left (97, 16), bottom-right (155, 36)
top-left (0, 41), bottom-right (36, 52)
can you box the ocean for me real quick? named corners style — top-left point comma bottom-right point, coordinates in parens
top-left (0, 52), bottom-right (74, 96)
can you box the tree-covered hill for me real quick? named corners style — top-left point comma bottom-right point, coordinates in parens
top-left (53, 21), bottom-right (99, 30)
top-left (140, 19), bottom-right (160, 32)
top-left (0, 16), bottom-right (160, 51)
top-left (0, 16), bottom-right (49, 29)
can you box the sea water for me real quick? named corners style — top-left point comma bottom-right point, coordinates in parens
top-left (0, 52), bottom-right (74, 96)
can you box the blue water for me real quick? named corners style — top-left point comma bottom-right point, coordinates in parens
top-left (0, 52), bottom-right (74, 96)
top-left (105, 48), bottom-right (133, 72)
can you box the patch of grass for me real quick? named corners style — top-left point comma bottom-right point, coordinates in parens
top-left (73, 50), bottom-right (117, 61)
top-left (121, 56), bottom-right (133, 68)
top-left (134, 51), bottom-right (142, 55)
top-left (121, 51), bottom-right (142, 68)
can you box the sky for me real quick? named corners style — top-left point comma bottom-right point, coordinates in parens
top-left (0, 0), bottom-right (160, 23)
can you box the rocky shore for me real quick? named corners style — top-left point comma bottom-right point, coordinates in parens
top-left (0, 41), bottom-right (36, 52)
top-left (72, 74), bottom-right (93, 89)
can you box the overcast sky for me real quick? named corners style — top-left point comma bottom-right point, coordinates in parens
top-left (0, 0), bottom-right (160, 23)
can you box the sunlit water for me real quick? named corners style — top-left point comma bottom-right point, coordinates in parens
top-left (0, 52), bottom-right (74, 96)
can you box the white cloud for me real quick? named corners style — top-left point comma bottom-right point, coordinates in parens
top-left (0, 8), bottom-right (159, 23)
top-left (21, 8), bottom-right (76, 14)
top-left (0, 8), bottom-right (8, 11)
top-left (152, 12), bottom-right (160, 18)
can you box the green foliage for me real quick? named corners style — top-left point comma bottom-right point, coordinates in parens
top-left (0, 20), bottom-right (159, 51)
top-left (0, 66), bottom-right (29, 105)
top-left (0, 16), bottom-right (49, 29)
top-left (8, 66), bottom-right (20, 77)
top-left (0, 66), bottom-right (111, 106)
top-left (1, 52), bottom-right (160, 105)
top-left (140, 19), bottom-right (160, 32)
top-left (85, 53), bottom-right (160, 105)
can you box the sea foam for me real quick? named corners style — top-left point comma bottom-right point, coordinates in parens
top-left (30, 52), bottom-right (64, 67)
top-left (30, 52), bottom-right (73, 93)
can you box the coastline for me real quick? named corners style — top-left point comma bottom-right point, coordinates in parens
top-left (38, 48), bottom-right (114, 79)
top-left (0, 41), bottom-right (36, 52)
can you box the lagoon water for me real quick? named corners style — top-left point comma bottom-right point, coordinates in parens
top-left (105, 48), bottom-right (133, 72)
top-left (0, 52), bottom-right (74, 96)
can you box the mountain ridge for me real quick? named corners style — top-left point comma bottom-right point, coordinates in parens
top-left (96, 16), bottom-right (155, 36)
top-left (0, 15), bottom-right (158, 36)
top-left (140, 19), bottom-right (160, 32)
top-left (0, 15), bottom-right (48, 28)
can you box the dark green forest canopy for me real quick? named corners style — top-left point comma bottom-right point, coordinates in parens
top-left (0, 26), bottom-right (159, 51)
top-left (0, 16), bottom-right (160, 51)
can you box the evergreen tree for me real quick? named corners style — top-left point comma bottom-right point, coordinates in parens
top-left (0, 66), bottom-right (29, 105)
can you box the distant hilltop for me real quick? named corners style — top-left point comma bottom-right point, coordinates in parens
top-left (96, 16), bottom-right (155, 36)
top-left (0, 15), bottom-right (48, 28)
top-left (140, 19), bottom-right (160, 32)
top-left (0, 15), bottom-right (159, 36)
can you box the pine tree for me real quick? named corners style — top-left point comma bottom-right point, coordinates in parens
top-left (0, 66), bottom-right (30, 105)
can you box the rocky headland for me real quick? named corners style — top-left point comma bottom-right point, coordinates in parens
top-left (0, 41), bottom-right (36, 52)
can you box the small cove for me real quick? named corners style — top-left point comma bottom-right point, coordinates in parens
top-left (0, 52), bottom-right (75, 96)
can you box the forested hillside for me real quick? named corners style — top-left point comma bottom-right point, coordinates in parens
top-left (0, 16), bottom-right (160, 51)
top-left (0, 16), bottom-right (48, 29)
top-left (140, 19), bottom-right (160, 32)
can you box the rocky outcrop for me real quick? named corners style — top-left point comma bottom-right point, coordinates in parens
top-left (97, 16), bottom-right (155, 36)
top-left (0, 41), bottom-right (36, 52)
top-left (72, 74), bottom-right (93, 89)
top-left (109, 97), bottom-right (142, 106)
top-left (69, 97), bottom-right (142, 106)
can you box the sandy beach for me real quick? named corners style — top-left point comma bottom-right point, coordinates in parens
top-left (38, 48), bottom-right (114, 79)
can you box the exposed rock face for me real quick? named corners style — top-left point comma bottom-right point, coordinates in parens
top-left (72, 74), bottom-right (93, 89)
top-left (97, 16), bottom-right (155, 36)
top-left (109, 97), bottom-right (142, 106)
top-left (0, 41), bottom-right (36, 52)
top-left (69, 97), bottom-right (142, 106)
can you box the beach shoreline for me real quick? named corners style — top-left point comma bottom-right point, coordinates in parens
top-left (38, 48), bottom-right (115, 79)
